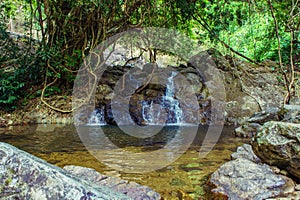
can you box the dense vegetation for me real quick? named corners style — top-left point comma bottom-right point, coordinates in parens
top-left (0, 0), bottom-right (299, 110)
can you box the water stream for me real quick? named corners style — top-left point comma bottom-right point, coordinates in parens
top-left (0, 124), bottom-right (248, 199)
top-left (87, 106), bottom-right (106, 126)
top-left (140, 71), bottom-right (184, 125)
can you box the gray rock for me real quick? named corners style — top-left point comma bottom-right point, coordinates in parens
top-left (64, 165), bottom-right (161, 200)
top-left (252, 121), bottom-right (300, 179)
top-left (282, 104), bottom-right (300, 123)
top-left (0, 142), bottom-right (130, 200)
top-left (247, 107), bottom-right (280, 124)
top-left (210, 158), bottom-right (286, 200)
top-left (234, 123), bottom-right (261, 138)
top-left (231, 144), bottom-right (261, 163)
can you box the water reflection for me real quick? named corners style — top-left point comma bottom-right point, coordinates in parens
top-left (0, 124), bottom-right (84, 153)
top-left (77, 125), bottom-right (198, 173)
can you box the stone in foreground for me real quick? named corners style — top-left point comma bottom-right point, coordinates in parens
top-left (252, 121), bottom-right (300, 179)
top-left (0, 142), bottom-right (130, 199)
top-left (210, 158), bottom-right (286, 200)
top-left (64, 165), bottom-right (161, 200)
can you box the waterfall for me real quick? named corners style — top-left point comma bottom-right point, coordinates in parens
top-left (141, 71), bottom-right (184, 125)
top-left (87, 106), bottom-right (106, 125)
top-left (142, 101), bottom-right (154, 124)
top-left (141, 101), bottom-right (163, 125)
top-left (163, 72), bottom-right (183, 124)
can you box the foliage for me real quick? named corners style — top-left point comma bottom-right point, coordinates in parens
top-left (0, 0), bottom-right (299, 110)
top-left (0, 2), bottom-right (41, 109)
top-left (190, 0), bottom-right (298, 64)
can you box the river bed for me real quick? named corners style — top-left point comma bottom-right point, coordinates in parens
top-left (0, 124), bottom-right (248, 199)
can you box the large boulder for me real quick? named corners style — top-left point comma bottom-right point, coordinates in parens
top-left (64, 165), bottom-right (161, 200)
top-left (0, 142), bottom-right (130, 199)
top-left (210, 158), bottom-right (287, 200)
top-left (252, 121), bottom-right (300, 179)
top-left (209, 144), bottom-right (297, 200)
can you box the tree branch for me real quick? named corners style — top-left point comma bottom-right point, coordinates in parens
top-left (267, 0), bottom-right (291, 104)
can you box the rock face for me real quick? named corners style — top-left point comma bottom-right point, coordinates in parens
top-left (0, 142), bottom-right (131, 199)
top-left (210, 144), bottom-right (291, 200)
top-left (252, 121), bottom-right (300, 179)
top-left (73, 49), bottom-right (289, 126)
top-left (3, 49), bottom-right (291, 126)
top-left (64, 165), bottom-right (161, 200)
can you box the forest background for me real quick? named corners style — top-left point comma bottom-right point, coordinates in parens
top-left (0, 0), bottom-right (299, 111)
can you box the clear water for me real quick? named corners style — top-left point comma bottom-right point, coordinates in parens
top-left (0, 124), bottom-right (248, 199)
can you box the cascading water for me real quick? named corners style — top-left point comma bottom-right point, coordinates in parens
top-left (142, 101), bottom-right (154, 124)
top-left (87, 106), bottom-right (106, 125)
top-left (141, 101), bottom-right (162, 125)
top-left (141, 72), bottom-right (184, 125)
top-left (162, 71), bottom-right (183, 124)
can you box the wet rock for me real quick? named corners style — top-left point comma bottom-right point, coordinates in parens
top-left (210, 158), bottom-right (286, 200)
top-left (0, 142), bottom-right (130, 200)
top-left (234, 123), bottom-right (261, 138)
top-left (252, 121), bottom-right (300, 179)
top-left (64, 165), bottom-right (161, 200)
top-left (231, 144), bottom-right (261, 163)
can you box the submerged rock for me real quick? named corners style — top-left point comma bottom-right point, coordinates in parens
top-left (64, 165), bottom-right (161, 200)
top-left (252, 121), bottom-right (300, 179)
top-left (0, 142), bottom-right (131, 199)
